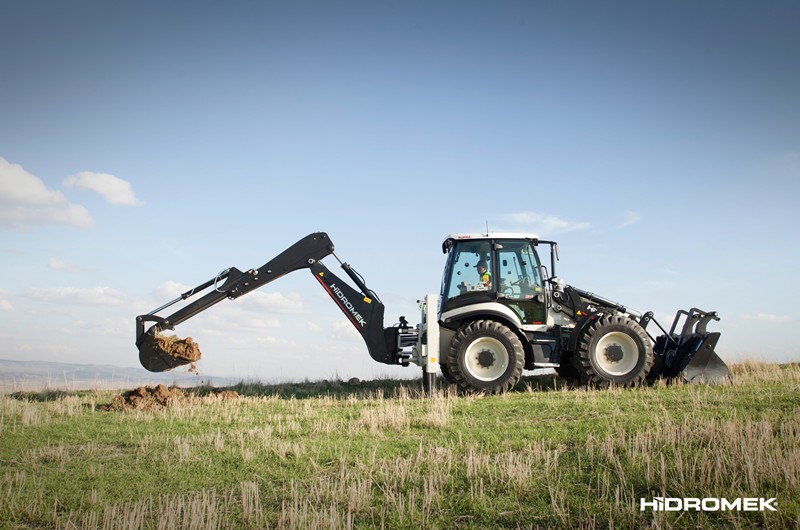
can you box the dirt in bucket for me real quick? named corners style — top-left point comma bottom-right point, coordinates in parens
top-left (153, 335), bottom-right (202, 363)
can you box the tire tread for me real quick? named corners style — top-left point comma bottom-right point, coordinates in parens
top-left (574, 313), bottom-right (653, 388)
top-left (444, 320), bottom-right (524, 394)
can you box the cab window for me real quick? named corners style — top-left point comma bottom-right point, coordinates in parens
top-left (497, 241), bottom-right (542, 300)
top-left (442, 241), bottom-right (493, 301)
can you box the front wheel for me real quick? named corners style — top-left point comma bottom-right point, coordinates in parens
top-left (444, 320), bottom-right (524, 394)
top-left (575, 314), bottom-right (653, 387)
top-left (439, 363), bottom-right (457, 386)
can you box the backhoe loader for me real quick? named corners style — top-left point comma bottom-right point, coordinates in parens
top-left (136, 232), bottom-right (732, 393)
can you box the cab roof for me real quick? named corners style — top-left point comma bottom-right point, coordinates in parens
top-left (444, 232), bottom-right (540, 242)
top-left (442, 232), bottom-right (541, 253)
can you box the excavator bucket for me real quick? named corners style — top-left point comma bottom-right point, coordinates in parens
top-left (649, 309), bottom-right (732, 384)
top-left (138, 332), bottom-right (202, 373)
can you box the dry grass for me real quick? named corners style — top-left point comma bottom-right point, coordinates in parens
top-left (0, 362), bottom-right (798, 529)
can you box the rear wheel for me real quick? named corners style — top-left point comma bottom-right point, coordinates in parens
top-left (444, 320), bottom-right (524, 394)
top-left (575, 314), bottom-right (653, 387)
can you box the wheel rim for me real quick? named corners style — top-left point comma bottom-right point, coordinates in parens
top-left (594, 331), bottom-right (639, 376)
top-left (463, 337), bottom-right (509, 381)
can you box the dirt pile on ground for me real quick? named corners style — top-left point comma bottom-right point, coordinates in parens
top-left (213, 390), bottom-right (239, 400)
top-left (105, 384), bottom-right (185, 411)
top-left (101, 385), bottom-right (240, 411)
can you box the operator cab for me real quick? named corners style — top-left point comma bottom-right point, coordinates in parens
top-left (440, 233), bottom-right (548, 326)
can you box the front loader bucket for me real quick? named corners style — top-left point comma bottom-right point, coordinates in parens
top-left (661, 332), bottom-right (732, 384)
top-left (138, 332), bottom-right (202, 373)
top-left (649, 309), bottom-right (732, 385)
top-left (680, 345), bottom-right (732, 384)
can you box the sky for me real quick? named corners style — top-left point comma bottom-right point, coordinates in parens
top-left (1, 0), bottom-right (798, 383)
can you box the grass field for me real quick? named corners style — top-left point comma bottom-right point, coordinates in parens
top-left (1, 362), bottom-right (798, 529)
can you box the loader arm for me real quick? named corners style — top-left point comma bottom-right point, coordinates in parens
top-left (136, 232), bottom-right (400, 372)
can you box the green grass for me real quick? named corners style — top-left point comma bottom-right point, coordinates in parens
top-left (1, 362), bottom-right (798, 529)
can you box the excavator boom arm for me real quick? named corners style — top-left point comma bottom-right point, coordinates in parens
top-left (135, 232), bottom-right (400, 372)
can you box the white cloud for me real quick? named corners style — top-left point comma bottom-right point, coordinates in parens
top-left (152, 282), bottom-right (304, 314)
top-left (330, 319), bottom-right (360, 341)
top-left (63, 317), bottom-right (129, 337)
top-left (48, 258), bottom-right (81, 273)
top-left (141, 292), bottom-right (285, 335)
top-left (239, 316), bottom-right (282, 329)
top-left (202, 311), bottom-right (282, 332)
top-left (25, 286), bottom-right (126, 306)
top-left (154, 281), bottom-right (192, 299)
top-left (0, 289), bottom-right (12, 311)
top-left (0, 157), bottom-right (93, 229)
top-left (238, 291), bottom-right (306, 314)
top-left (172, 311), bottom-right (282, 342)
top-left (741, 313), bottom-right (792, 323)
top-left (63, 171), bottom-right (143, 206)
top-left (617, 211), bottom-right (642, 228)
top-left (499, 212), bottom-right (591, 235)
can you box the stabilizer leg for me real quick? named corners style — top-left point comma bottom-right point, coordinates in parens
top-left (422, 366), bottom-right (436, 396)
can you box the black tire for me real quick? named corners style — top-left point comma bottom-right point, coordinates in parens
top-left (444, 320), bottom-right (524, 394)
top-left (575, 313), bottom-right (653, 387)
top-left (439, 363), bottom-right (458, 385)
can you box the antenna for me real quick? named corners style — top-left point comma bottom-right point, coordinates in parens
top-left (485, 220), bottom-right (489, 236)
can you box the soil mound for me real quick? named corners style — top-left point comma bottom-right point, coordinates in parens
top-left (101, 385), bottom-right (240, 411)
top-left (213, 390), bottom-right (240, 400)
top-left (107, 384), bottom-right (185, 411)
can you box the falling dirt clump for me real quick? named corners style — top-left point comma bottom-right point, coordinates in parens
top-left (153, 335), bottom-right (202, 362)
top-left (106, 384), bottom-right (185, 411)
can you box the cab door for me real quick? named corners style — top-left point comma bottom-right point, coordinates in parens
top-left (496, 240), bottom-right (547, 325)
top-left (440, 239), bottom-right (494, 312)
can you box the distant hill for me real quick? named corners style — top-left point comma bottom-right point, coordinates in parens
top-left (0, 359), bottom-right (242, 392)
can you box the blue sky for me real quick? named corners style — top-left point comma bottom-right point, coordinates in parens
top-left (1, 1), bottom-right (798, 382)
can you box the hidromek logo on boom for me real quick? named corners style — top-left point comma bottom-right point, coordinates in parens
top-left (640, 497), bottom-right (777, 512)
top-left (329, 283), bottom-right (367, 327)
